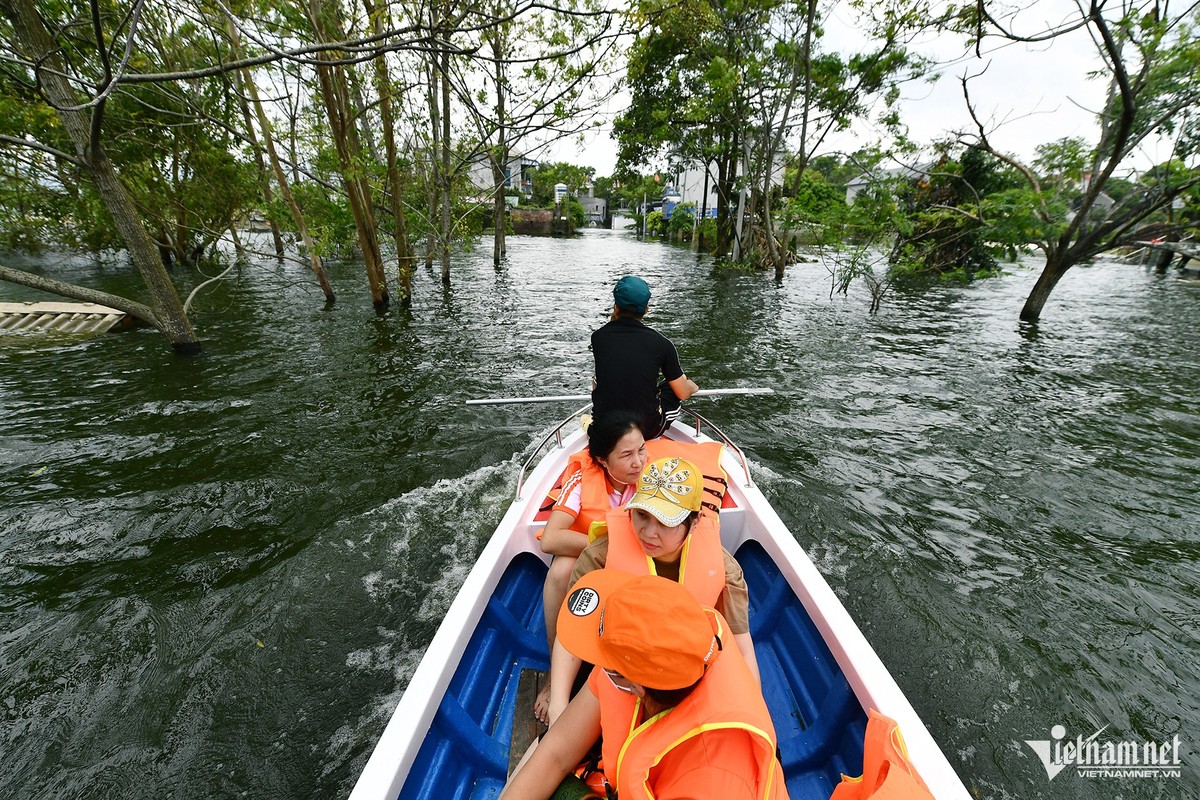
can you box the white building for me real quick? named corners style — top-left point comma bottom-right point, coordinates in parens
top-left (577, 184), bottom-right (607, 225)
top-left (669, 155), bottom-right (787, 217)
top-left (467, 152), bottom-right (539, 198)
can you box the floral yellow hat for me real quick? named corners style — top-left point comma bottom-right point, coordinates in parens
top-left (624, 457), bottom-right (703, 527)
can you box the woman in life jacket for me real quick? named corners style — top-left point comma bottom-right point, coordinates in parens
top-left (501, 571), bottom-right (787, 800)
top-left (536, 411), bottom-right (648, 724)
top-left (545, 456), bottom-right (759, 727)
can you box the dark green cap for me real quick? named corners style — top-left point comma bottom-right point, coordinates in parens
top-left (614, 275), bottom-right (651, 313)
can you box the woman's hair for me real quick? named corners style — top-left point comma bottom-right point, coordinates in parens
top-left (587, 410), bottom-right (644, 463)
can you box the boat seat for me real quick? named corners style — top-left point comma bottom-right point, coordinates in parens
top-left (718, 505), bottom-right (745, 539)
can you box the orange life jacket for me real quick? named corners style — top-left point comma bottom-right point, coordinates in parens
top-left (604, 509), bottom-right (725, 608)
top-left (589, 610), bottom-right (788, 800)
top-left (602, 437), bottom-right (727, 604)
top-left (829, 709), bottom-right (935, 800)
top-left (549, 448), bottom-right (621, 535)
top-left (551, 439), bottom-right (727, 539)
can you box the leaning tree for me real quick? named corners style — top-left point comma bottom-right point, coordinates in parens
top-left (0, 0), bottom-right (201, 351)
top-left (960, 0), bottom-right (1200, 320)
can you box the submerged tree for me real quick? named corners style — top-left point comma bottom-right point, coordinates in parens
top-left (960, 0), bottom-right (1200, 320)
top-left (461, 0), bottom-right (622, 267)
top-left (0, 0), bottom-right (200, 351)
top-left (889, 146), bottom-right (1025, 280)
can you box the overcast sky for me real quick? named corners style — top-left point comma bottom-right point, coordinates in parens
top-left (537, 2), bottom-right (1180, 178)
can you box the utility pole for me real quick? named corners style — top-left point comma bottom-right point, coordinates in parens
top-left (732, 137), bottom-right (750, 261)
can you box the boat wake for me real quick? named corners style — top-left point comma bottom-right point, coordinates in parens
top-left (325, 455), bottom-right (528, 784)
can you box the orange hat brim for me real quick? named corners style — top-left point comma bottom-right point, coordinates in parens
top-left (556, 570), bottom-right (639, 670)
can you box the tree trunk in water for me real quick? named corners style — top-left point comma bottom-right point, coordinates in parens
top-left (233, 21), bottom-right (334, 303)
top-left (490, 33), bottom-right (508, 269)
top-left (439, 46), bottom-right (453, 285)
top-left (234, 73), bottom-right (286, 257)
top-left (1, 0), bottom-right (199, 352)
top-left (309, 0), bottom-right (389, 308)
top-left (492, 175), bottom-right (506, 268)
top-left (364, 0), bottom-right (415, 307)
top-left (84, 150), bottom-right (198, 348)
top-left (715, 156), bottom-right (732, 257)
top-left (1020, 259), bottom-right (1071, 321)
top-left (171, 144), bottom-right (191, 266)
top-left (425, 56), bottom-right (440, 272)
top-left (247, 79), bottom-right (336, 303)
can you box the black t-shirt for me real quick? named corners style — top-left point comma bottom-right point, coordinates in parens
top-left (590, 317), bottom-right (684, 425)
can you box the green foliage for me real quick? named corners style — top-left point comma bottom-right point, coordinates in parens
top-left (977, 188), bottom-right (1064, 260)
top-left (591, 176), bottom-right (615, 199)
top-left (783, 175), bottom-right (846, 224)
top-left (564, 197), bottom-right (587, 230)
top-left (883, 147), bottom-right (1035, 281)
top-left (289, 182), bottom-right (357, 256)
top-left (530, 161), bottom-right (595, 207)
top-left (798, 153), bottom-right (880, 189)
top-left (646, 209), bottom-right (666, 237)
top-left (616, 0), bottom-right (929, 262)
top-left (1033, 136), bottom-right (1090, 194)
top-left (0, 0), bottom-right (258, 258)
top-left (608, 173), bottom-right (666, 210)
top-left (667, 202), bottom-right (696, 238)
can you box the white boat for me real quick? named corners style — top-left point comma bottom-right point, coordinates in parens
top-left (350, 407), bottom-right (972, 800)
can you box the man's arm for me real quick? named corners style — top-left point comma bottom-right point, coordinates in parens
top-left (668, 374), bottom-right (699, 401)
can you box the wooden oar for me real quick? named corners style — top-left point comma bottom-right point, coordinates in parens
top-left (465, 387), bottom-right (774, 406)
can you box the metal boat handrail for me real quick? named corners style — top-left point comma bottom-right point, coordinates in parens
top-left (515, 403), bottom-right (593, 500)
top-left (679, 407), bottom-right (755, 489)
top-left (514, 404), bottom-right (754, 500)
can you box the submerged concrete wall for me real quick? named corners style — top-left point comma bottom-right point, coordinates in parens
top-left (510, 208), bottom-right (553, 235)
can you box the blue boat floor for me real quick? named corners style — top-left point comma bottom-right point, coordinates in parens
top-left (398, 541), bottom-right (867, 800)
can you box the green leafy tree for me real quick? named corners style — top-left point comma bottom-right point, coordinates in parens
top-left (530, 161), bottom-right (594, 207)
top-left (0, 0), bottom-right (199, 350)
top-left (1032, 136), bottom-right (1089, 196)
top-left (615, 0), bottom-right (932, 269)
top-left (891, 146), bottom-right (1031, 280)
top-left (961, 0), bottom-right (1200, 320)
top-left (783, 173), bottom-right (846, 223)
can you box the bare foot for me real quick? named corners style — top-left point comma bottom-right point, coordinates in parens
top-left (533, 680), bottom-right (551, 726)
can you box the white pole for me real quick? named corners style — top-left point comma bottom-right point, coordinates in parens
top-left (465, 387), bottom-right (774, 406)
top-left (733, 137), bottom-right (750, 261)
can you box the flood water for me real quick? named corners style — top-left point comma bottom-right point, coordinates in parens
top-left (1, 231), bottom-right (1197, 799)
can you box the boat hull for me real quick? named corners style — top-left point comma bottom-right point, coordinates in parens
top-left (351, 420), bottom-right (971, 799)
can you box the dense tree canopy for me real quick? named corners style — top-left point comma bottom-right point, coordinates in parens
top-left (0, 0), bottom-right (1197, 346)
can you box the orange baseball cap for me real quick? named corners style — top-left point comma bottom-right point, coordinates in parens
top-left (557, 571), bottom-right (721, 690)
